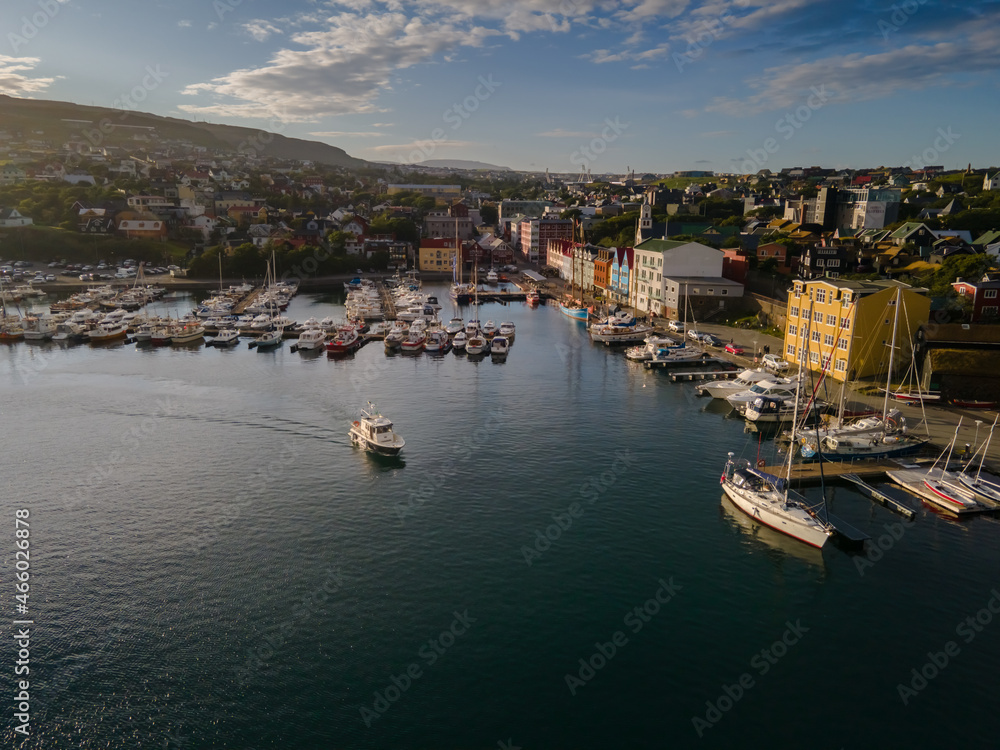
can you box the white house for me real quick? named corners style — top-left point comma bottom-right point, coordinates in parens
top-left (984, 172), bottom-right (1000, 191)
top-left (633, 238), bottom-right (743, 318)
top-left (0, 208), bottom-right (33, 227)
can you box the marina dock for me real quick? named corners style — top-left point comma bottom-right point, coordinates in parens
top-left (668, 369), bottom-right (741, 382)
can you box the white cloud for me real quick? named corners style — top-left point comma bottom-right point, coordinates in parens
top-left (180, 12), bottom-right (503, 120)
top-left (582, 41), bottom-right (669, 64)
top-left (372, 122), bottom-right (394, 127)
top-left (309, 130), bottom-right (384, 137)
top-left (178, 19), bottom-right (192, 28)
top-left (706, 35), bottom-right (1000, 116)
top-left (243, 20), bottom-right (283, 42)
top-left (0, 55), bottom-right (55, 97)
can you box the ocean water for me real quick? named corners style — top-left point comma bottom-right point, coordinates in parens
top-left (1, 284), bottom-right (999, 749)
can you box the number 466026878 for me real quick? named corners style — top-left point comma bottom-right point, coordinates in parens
top-left (15, 509), bottom-right (30, 609)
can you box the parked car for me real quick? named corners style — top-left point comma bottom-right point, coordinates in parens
top-left (667, 320), bottom-right (685, 333)
top-left (724, 343), bottom-right (746, 355)
top-left (45, 274), bottom-right (56, 282)
top-left (687, 328), bottom-right (702, 341)
top-left (762, 353), bottom-right (790, 371)
top-left (699, 333), bottom-right (722, 347)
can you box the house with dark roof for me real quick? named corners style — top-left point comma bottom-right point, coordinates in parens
top-left (889, 222), bottom-right (936, 250)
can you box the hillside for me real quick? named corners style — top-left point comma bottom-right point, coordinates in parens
top-left (415, 159), bottom-right (511, 171)
top-left (0, 95), bottom-right (367, 169)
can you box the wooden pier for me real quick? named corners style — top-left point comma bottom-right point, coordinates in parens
top-left (668, 369), bottom-right (741, 382)
top-left (231, 287), bottom-right (262, 315)
top-left (762, 460), bottom-right (900, 486)
top-left (376, 282), bottom-right (397, 321)
top-left (645, 356), bottom-right (730, 370)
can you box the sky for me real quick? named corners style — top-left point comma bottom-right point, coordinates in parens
top-left (2, 0), bottom-right (999, 174)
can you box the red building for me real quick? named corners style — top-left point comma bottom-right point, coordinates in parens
top-left (953, 273), bottom-right (1000, 322)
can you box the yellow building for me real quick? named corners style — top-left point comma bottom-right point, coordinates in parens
top-left (783, 279), bottom-right (930, 383)
top-left (417, 238), bottom-right (459, 272)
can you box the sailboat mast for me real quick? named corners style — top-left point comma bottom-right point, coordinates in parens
top-left (942, 417), bottom-right (963, 471)
top-left (881, 287), bottom-right (902, 418)
top-left (975, 415), bottom-right (998, 482)
top-left (787, 298), bottom-right (814, 478)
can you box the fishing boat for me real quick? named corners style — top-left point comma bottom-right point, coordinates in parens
top-left (349, 402), bottom-right (405, 456)
top-left (88, 319), bottom-right (128, 343)
top-left (526, 288), bottom-right (540, 306)
top-left (52, 321), bottom-right (87, 344)
top-left (326, 325), bottom-right (361, 354)
top-left (22, 316), bottom-right (56, 341)
top-left (424, 328), bottom-right (451, 354)
top-left (400, 329), bottom-right (427, 353)
top-left (486, 268), bottom-right (499, 284)
top-left (207, 328), bottom-right (240, 347)
top-left (171, 323), bottom-right (205, 345)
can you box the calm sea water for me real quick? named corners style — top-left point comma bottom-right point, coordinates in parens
top-left (2, 284), bottom-right (999, 749)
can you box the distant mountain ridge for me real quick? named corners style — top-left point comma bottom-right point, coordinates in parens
top-left (0, 95), bottom-right (367, 168)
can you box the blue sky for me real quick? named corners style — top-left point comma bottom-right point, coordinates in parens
top-left (3, 0), bottom-right (998, 174)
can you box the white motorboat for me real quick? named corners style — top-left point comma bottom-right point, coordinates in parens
top-left (465, 319), bottom-right (481, 335)
top-left (466, 332), bottom-right (487, 355)
top-left (490, 335), bottom-right (510, 357)
top-left (696, 368), bottom-right (772, 399)
top-left (349, 402), bottom-right (405, 456)
top-left (452, 330), bottom-right (467, 351)
top-left (445, 317), bottom-right (465, 335)
top-left (481, 320), bottom-right (499, 337)
top-left (499, 321), bottom-right (516, 337)
top-left (724, 378), bottom-right (801, 409)
top-left (295, 327), bottom-right (326, 351)
top-left (589, 322), bottom-right (654, 344)
top-left (486, 269), bottom-right (499, 284)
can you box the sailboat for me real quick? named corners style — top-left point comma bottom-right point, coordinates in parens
top-left (449, 223), bottom-right (474, 303)
top-left (466, 263), bottom-right (487, 355)
top-left (559, 222), bottom-right (589, 320)
top-left (251, 252), bottom-right (283, 351)
top-left (810, 287), bottom-right (928, 461)
top-left (719, 307), bottom-right (835, 549)
top-left (921, 418), bottom-right (981, 513)
top-left (958, 415), bottom-right (1000, 504)
top-left (0, 275), bottom-right (25, 341)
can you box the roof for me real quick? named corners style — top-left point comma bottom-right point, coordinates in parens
top-left (927, 348), bottom-right (1000, 376)
top-left (664, 275), bottom-right (743, 286)
top-left (921, 324), bottom-right (1000, 345)
top-left (889, 222), bottom-right (930, 240)
top-left (973, 230), bottom-right (1000, 246)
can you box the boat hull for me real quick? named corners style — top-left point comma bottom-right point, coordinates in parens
top-left (559, 304), bottom-right (589, 320)
top-left (722, 483), bottom-right (830, 549)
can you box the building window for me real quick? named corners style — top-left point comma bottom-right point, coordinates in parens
top-left (811, 330), bottom-right (821, 343)
top-left (788, 324), bottom-right (798, 336)
top-left (816, 289), bottom-right (827, 303)
top-left (828, 259), bottom-right (840, 268)
top-left (722, 289), bottom-right (728, 295)
top-left (826, 314), bottom-right (837, 326)
top-left (708, 288), bottom-right (714, 295)
top-left (824, 333), bottom-right (834, 347)
top-left (817, 259), bottom-right (824, 267)
top-left (810, 351), bottom-right (820, 364)
top-left (985, 289), bottom-right (998, 299)
top-left (787, 343), bottom-right (796, 356)
top-left (838, 338), bottom-right (848, 350)
top-left (841, 317), bottom-right (851, 330)
top-left (790, 306), bottom-right (799, 318)
top-left (835, 358), bottom-right (847, 372)
top-left (814, 311), bottom-right (823, 323)
top-left (983, 305), bottom-right (998, 317)
top-left (888, 298), bottom-right (896, 306)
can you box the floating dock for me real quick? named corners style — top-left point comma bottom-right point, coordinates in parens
top-left (645, 356), bottom-right (729, 370)
top-left (841, 473), bottom-right (917, 519)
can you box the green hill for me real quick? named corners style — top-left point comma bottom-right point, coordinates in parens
top-left (0, 95), bottom-right (367, 169)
